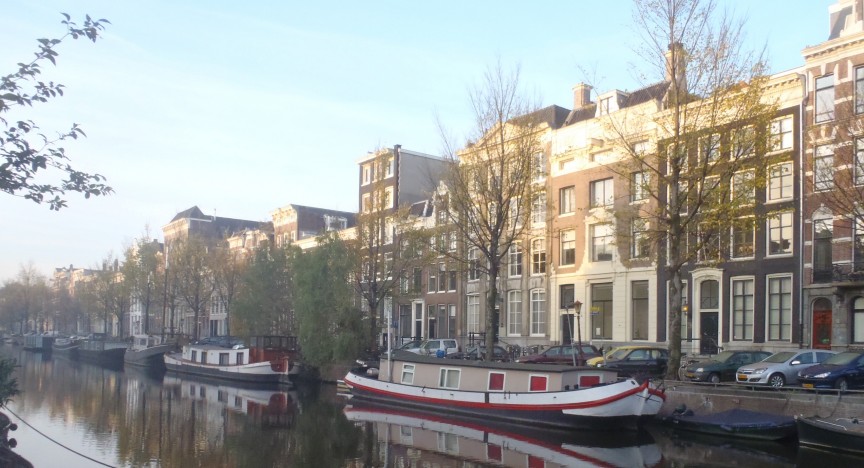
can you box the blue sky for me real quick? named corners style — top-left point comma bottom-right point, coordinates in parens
top-left (0, 0), bottom-right (835, 280)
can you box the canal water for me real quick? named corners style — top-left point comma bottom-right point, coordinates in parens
top-left (0, 346), bottom-right (861, 467)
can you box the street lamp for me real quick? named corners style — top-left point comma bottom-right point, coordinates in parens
top-left (566, 301), bottom-right (585, 366)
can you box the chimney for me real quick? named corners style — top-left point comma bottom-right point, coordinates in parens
top-left (665, 42), bottom-right (687, 90)
top-left (572, 83), bottom-right (593, 108)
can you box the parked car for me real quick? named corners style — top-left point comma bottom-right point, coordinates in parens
top-left (586, 346), bottom-right (622, 367)
top-left (394, 340), bottom-right (422, 352)
top-left (447, 345), bottom-right (510, 362)
top-left (797, 350), bottom-right (864, 391)
top-left (593, 346), bottom-right (669, 378)
top-left (515, 344), bottom-right (599, 365)
top-left (410, 339), bottom-right (459, 356)
top-left (683, 350), bottom-right (772, 383)
top-left (736, 349), bottom-right (838, 388)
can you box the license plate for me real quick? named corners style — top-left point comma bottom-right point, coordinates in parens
top-left (685, 372), bottom-right (695, 379)
top-left (737, 374), bottom-right (746, 381)
top-left (803, 383), bottom-right (814, 389)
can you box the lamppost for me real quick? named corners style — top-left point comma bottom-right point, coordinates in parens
top-left (566, 301), bottom-right (585, 366)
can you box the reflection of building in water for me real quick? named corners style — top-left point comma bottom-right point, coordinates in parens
top-left (163, 375), bottom-right (297, 429)
top-left (343, 404), bottom-right (661, 468)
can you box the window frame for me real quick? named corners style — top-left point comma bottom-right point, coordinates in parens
top-left (507, 290), bottom-right (522, 336)
top-left (530, 289), bottom-right (546, 336)
top-left (590, 223), bottom-right (614, 262)
top-left (559, 186), bottom-right (575, 215)
top-left (560, 230), bottom-right (576, 266)
top-left (768, 162), bottom-right (794, 202)
top-left (508, 244), bottom-right (523, 277)
top-left (438, 368), bottom-right (461, 389)
top-left (767, 212), bottom-right (794, 256)
top-left (630, 171), bottom-right (648, 202)
top-left (814, 144), bottom-right (834, 192)
top-left (401, 364), bottom-right (416, 384)
top-left (766, 274), bottom-right (793, 342)
top-left (531, 238), bottom-right (546, 275)
top-left (815, 74), bottom-right (835, 123)
top-left (589, 178), bottom-right (614, 208)
top-left (769, 116), bottom-right (793, 152)
top-left (731, 277), bottom-right (755, 341)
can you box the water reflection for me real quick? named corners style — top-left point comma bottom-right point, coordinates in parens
top-left (6, 346), bottom-right (864, 467)
top-left (343, 402), bottom-right (662, 467)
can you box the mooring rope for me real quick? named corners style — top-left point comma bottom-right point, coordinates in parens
top-left (4, 406), bottom-right (117, 468)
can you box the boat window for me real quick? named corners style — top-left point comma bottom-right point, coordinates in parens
top-left (191, 350), bottom-right (197, 362)
top-left (219, 353), bottom-right (229, 365)
top-left (529, 375), bottom-right (548, 392)
top-left (236, 352), bottom-right (244, 365)
top-left (200, 352), bottom-right (207, 364)
top-left (439, 368), bottom-right (461, 389)
top-left (488, 372), bottom-right (505, 391)
top-left (401, 364), bottom-right (415, 384)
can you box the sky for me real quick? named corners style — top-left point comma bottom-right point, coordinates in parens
top-left (0, 0), bottom-right (836, 281)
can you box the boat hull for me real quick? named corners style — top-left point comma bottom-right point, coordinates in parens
top-left (665, 409), bottom-right (796, 441)
top-left (124, 343), bottom-right (176, 370)
top-left (78, 343), bottom-right (127, 369)
top-left (164, 353), bottom-right (293, 386)
top-left (796, 415), bottom-right (864, 455)
top-left (343, 371), bottom-right (664, 430)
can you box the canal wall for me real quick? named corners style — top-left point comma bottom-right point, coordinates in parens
top-left (661, 381), bottom-right (864, 418)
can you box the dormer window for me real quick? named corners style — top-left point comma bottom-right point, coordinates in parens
top-left (599, 96), bottom-right (612, 115)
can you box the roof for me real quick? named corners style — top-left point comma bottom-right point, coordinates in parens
top-left (409, 199), bottom-right (433, 217)
top-left (563, 81), bottom-right (670, 127)
top-left (512, 104), bottom-right (571, 130)
top-left (170, 206), bottom-right (208, 222)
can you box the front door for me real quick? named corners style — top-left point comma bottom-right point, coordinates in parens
top-left (700, 313), bottom-right (719, 355)
top-left (813, 301), bottom-right (832, 350)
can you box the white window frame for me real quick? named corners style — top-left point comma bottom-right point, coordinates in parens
top-left (590, 224), bottom-right (614, 262)
top-left (531, 238), bottom-right (546, 275)
top-left (815, 75), bottom-right (835, 123)
top-left (561, 230), bottom-right (576, 266)
top-left (467, 295), bottom-right (480, 334)
top-left (766, 274), bottom-right (793, 342)
top-left (700, 133), bottom-right (721, 163)
top-left (589, 178), bottom-right (614, 208)
top-left (530, 289), bottom-right (546, 336)
top-left (768, 162), bottom-right (793, 202)
top-left (559, 186), bottom-right (575, 214)
top-left (814, 145), bottom-right (834, 192)
top-left (438, 368), bottom-right (461, 389)
top-left (532, 191), bottom-right (547, 224)
top-left (767, 212), bottom-right (793, 256)
top-left (731, 218), bottom-right (755, 259)
top-left (769, 116), bottom-right (793, 152)
top-left (401, 364), bottom-right (416, 384)
top-left (730, 276), bottom-right (755, 341)
top-left (508, 244), bottom-right (523, 277)
top-left (507, 290), bottom-right (522, 336)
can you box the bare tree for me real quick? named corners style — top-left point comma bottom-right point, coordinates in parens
top-left (211, 242), bottom-right (247, 336)
top-left (437, 62), bottom-right (545, 359)
top-left (122, 235), bottom-right (163, 335)
top-left (352, 149), bottom-right (431, 352)
top-left (603, 0), bottom-right (778, 377)
top-left (170, 235), bottom-right (214, 340)
top-left (0, 264), bottom-right (50, 333)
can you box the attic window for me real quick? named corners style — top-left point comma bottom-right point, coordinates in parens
top-left (599, 96), bottom-right (612, 115)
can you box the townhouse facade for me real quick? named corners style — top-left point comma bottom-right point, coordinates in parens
top-left (802, 0), bottom-right (864, 351)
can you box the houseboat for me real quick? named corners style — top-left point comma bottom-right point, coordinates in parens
top-left (342, 351), bottom-right (665, 430)
top-left (124, 334), bottom-right (176, 369)
top-left (51, 336), bottom-right (81, 357)
top-left (343, 402), bottom-right (662, 468)
top-left (78, 333), bottom-right (127, 368)
top-left (164, 335), bottom-right (298, 385)
top-left (22, 334), bottom-right (54, 352)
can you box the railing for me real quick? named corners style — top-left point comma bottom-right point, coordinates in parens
top-left (812, 264), bottom-right (864, 284)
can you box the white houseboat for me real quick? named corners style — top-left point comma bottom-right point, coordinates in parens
top-left (164, 335), bottom-right (298, 385)
top-left (343, 351), bottom-right (665, 430)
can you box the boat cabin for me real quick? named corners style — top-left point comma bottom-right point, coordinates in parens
top-left (379, 352), bottom-right (618, 392)
top-left (181, 335), bottom-right (298, 366)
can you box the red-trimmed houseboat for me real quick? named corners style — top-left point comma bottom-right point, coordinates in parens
top-left (343, 351), bottom-right (665, 430)
top-left (164, 335), bottom-right (298, 385)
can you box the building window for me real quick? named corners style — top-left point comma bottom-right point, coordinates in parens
top-left (732, 126), bottom-right (755, 158)
top-left (856, 140), bottom-right (864, 186)
top-left (674, 181), bottom-right (688, 214)
top-left (363, 164), bottom-right (371, 185)
top-left (854, 297), bottom-right (864, 343)
top-left (731, 219), bottom-right (755, 258)
top-left (559, 186), bottom-right (575, 214)
top-left (533, 152), bottom-right (546, 182)
top-left (857, 67), bottom-right (864, 114)
top-left (560, 284), bottom-right (574, 309)
top-left (814, 145), bottom-right (834, 191)
top-left (591, 283), bottom-right (613, 340)
top-left (732, 170), bottom-right (755, 205)
top-left (599, 96), bottom-right (612, 115)
top-left (507, 290), bottom-right (522, 336)
top-left (700, 133), bottom-right (720, 163)
top-left (448, 269), bottom-right (457, 292)
top-left (385, 157), bottom-right (394, 178)
top-left (488, 372), bottom-right (506, 391)
top-left (731, 278), bottom-right (754, 340)
top-left (631, 281), bottom-right (649, 340)
top-left (856, 218), bottom-right (864, 271)
top-left (770, 116), bottom-right (793, 152)
top-left (401, 364), bottom-right (415, 384)
top-left (589, 178), bottom-right (614, 208)
top-left (767, 275), bottom-right (792, 341)
top-left (768, 162), bottom-right (793, 201)
top-left (468, 248), bottom-right (480, 281)
top-left (467, 295), bottom-right (480, 334)
top-left (591, 224), bottom-right (614, 262)
top-left (412, 267), bottom-right (422, 293)
top-left (560, 230), bottom-right (576, 265)
top-left (439, 368), bottom-right (461, 389)
top-left (428, 268), bottom-right (436, 293)
top-left (768, 212), bottom-right (793, 255)
top-left (438, 263), bottom-right (446, 292)
top-left (813, 217), bottom-right (833, 277)
top-left (508, 244), bottom-right (522, 277)
top-left (529, 375), bottom-right (548, 392)
top-left (630, 172), bottom-right (648, 202)
top-left (815, 75), bottom-right (835, 123)
top-left (530, 289), bottom-right (546, 335)
top-left (531, 239), bottom-right (546, 274)
top-left (532, 191), bottom-right (546, 224)
top-left (631, 218), bottom-right (649, 259)
top-left (700, 280), bottom-right (719, 309)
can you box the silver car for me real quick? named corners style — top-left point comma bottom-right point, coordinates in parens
top-left (736, 349), bottom-right (837, 388)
